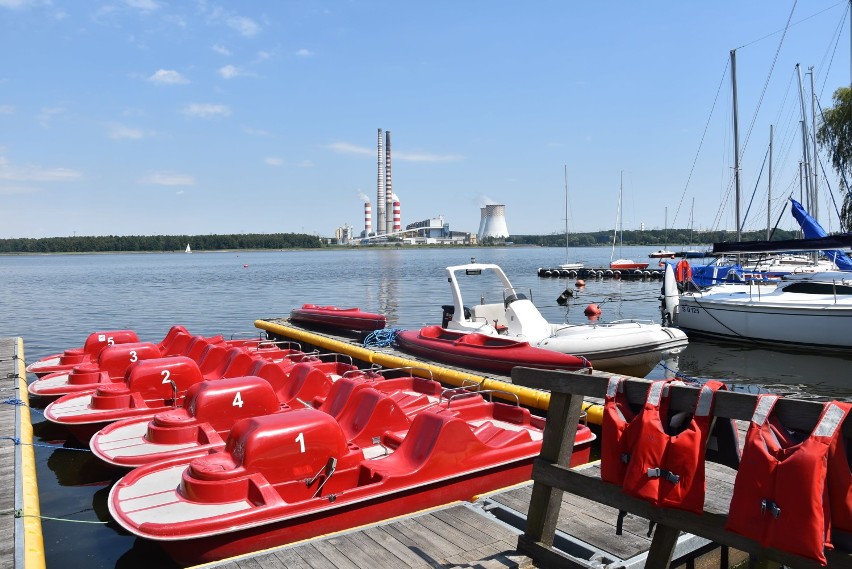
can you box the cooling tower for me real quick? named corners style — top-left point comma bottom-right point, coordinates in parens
top-left (478, 204), bottom-right (509, 239)
top-left (477, 208), bottom-right (487, 240)
top-left (393, 199), bottom-right (401, 231)
top-left (364, 202), bottom-right (372, 235)
top-left (376, 129), bottom-right (385, 235)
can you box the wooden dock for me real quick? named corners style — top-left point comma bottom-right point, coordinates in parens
top-left (5, 329), bottom-right (747, 568)
top-left (0, 338), bottom-right (44, 569)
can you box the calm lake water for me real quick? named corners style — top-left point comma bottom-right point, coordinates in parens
top-left (2, 245), bottom-right (851, 568)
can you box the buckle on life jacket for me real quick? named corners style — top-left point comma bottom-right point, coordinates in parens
top-left (620, 453), bottom-right (631, 464)
top-left (760, 499), bottom-right (781, 519)
top-left (647, 468), bottom-right (680, 484)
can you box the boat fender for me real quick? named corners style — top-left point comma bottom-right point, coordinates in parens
top-left (556, 288), bottom-right (574, 306)
top-left (613, 271), bottom-right (621, 280)
top-left (575, 279), bottom-right (585, 288)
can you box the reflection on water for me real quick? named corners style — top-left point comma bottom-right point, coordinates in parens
top-left (3, 245), bottom-right (852, 568)
top-left (674, 338), bottom-right (852, 401)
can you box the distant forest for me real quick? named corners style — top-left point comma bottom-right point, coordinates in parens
top-left (0, 233), bottom-right (323, 254)
top-left (0, 227), bottom-right (804, 254)
top-left (507, 228), bottom-right (802, 247)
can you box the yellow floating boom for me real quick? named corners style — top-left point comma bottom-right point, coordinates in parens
top-left (254, 320), bottom-right (604, 425)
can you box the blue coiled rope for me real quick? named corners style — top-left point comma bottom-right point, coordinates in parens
top-left (363, 328), bottom-right (403, 348)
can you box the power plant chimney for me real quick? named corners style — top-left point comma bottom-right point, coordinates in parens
top-left (478, 204), bottom-right (510, 239)
top-left (376, 129), bottom-right (386, 235)
top-left (393, 197), bottom-right (401, 231)
top-left (385, 130), bottom-right (393, 235)
top-left (364, 201), bottom-right (372, 235)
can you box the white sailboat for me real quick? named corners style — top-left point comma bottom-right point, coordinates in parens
top-left (185, 244), bottom-right (192, 254)
top-left (559, 165), bottom-right (583, 270)
top-left (610, 171), bottom-right (649, 271)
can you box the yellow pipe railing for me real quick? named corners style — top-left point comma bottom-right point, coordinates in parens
top-left (254, 320), bottom-right (603, 425)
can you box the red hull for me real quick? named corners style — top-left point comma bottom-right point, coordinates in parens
top-left (289, 304), bottom-right (386, 332)
top-left (395, 326), bottom-right (590, 374)
top-left (161, 460), bottom-right (540, 565)
top-left (610, 261), bottom-right (650, 270)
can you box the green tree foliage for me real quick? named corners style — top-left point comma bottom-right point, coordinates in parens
top-left (0, 233), bottom-right (323, 254)
top-left (816, 86), bottom-right (852, 231)
top-left (508, 228), bottom-right (800, 248)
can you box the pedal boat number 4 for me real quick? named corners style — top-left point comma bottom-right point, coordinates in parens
top-left (108, 390), bottom-right (594, 564)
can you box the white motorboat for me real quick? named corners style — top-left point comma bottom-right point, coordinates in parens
top-left (662, 263), bottom-right (852, 350)
top-left (441, 263), bottom-right (688, 377)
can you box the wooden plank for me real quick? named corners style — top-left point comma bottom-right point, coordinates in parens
top-left (289, 543), bottom-right (350, 569)
top-left (645, 524), bottom-right (680, 568)
top-left (511, 368), bottom-right (851, 435)
top-left (300, 540), bottom-right (360, 569)
top-left (334, 532), bottom-right (409, 569)
top-left (360, 526), bottom-right (429, 568)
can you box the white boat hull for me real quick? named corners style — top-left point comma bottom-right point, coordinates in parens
top-left (674, 280), bottom-right (852, 350)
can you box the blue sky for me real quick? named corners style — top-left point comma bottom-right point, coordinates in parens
top-left (1, 1), bottom-right (850, 239)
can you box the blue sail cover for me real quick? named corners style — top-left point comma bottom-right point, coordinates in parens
top-left (790, 198), bottom-right (852, 271)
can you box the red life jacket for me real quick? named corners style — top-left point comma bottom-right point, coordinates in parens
top-left (620, 379), bottom-right (724, 512)
top-left (600, 375), bottom-right (641, 486)
top-left (726, 396), bottom-right (850, 565)
top-left (827, 403), bottom-right (852, 550)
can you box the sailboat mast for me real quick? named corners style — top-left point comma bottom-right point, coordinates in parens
top-left (564, 164), bottom-right (569, 264)
top-left (768, 124), bottom-right (773, 240)
top-left (731, 49), bottom-right (742, 242)
top-left (796, 64), bottom-right (814, 212)
top-left (809, 66), bottom-right (819, 223)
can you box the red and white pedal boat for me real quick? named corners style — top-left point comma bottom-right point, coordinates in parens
top-left (289, 304), bottom-right (387, 332)
top-left (395, 325), bottom-right (591, 374)
top-left (43, 351), bottom-right (348, 443)
top-left (109, 390), bottom-right (594, 564)
top-left (90, 361), bottom-right (384, 467)
top-left (26, 328), bottom-right (150, 378)
top-left (29, 334), bottom-right (303, 400)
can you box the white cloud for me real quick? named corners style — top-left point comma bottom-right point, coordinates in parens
top-left (265, 157), bottom-right (283, 166)
top-left (126, 0), bottom-right (158, 11)
top-left (218, 64), bottom-right (241, 79)
top-left (327, 142), bottom-right (372, 156)
top-left (107, 123), bottom-right (145, 140)
top-left (0, 104), bottom-right (14, 114)
top-left (139, 172), bottom-right (195, 186)
top-left (296, 48), bottom-right (313, 57)
top-left (0, 156), bottom-right (82, 181)
top-left (212, 44), bottom-right (231, 56)
top-left (182, 103), bottom-right (231, 118)
top-left (148, 69), bottom-right (189, 85)
top-left (37, 106), bottom-right (63, 128)
top-left (227, 15), bottom-right (259, 37)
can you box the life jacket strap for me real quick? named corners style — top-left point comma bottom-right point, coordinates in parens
top-left (647, 468), bottom-right (680, 484)
top-left (616, 510), bottom-right (626, 535)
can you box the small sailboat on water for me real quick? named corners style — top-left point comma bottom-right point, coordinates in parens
top-left (559, 165), bottom-right (583, 270)
top-left (610, 171), bottom-right (649, 271)
top-left (185, 243), bottom-right (192, 254)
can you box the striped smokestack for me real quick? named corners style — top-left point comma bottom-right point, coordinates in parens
top-left (376, 129), bottom-right (385, 235)
top-left (393, 197), bottom-right (401, 231)
top-left (364, 201), bottom-right (372, 235)
top-left (385, 130), bottom-right (393, 235)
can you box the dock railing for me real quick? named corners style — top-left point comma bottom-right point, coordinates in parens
top-left (511, 367), bottom-right (852, 569)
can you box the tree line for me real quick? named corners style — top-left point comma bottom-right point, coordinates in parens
top-left (0, 233), bottom-right (324, 254)
top-left (506, 228), bottom-right (801, 248)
